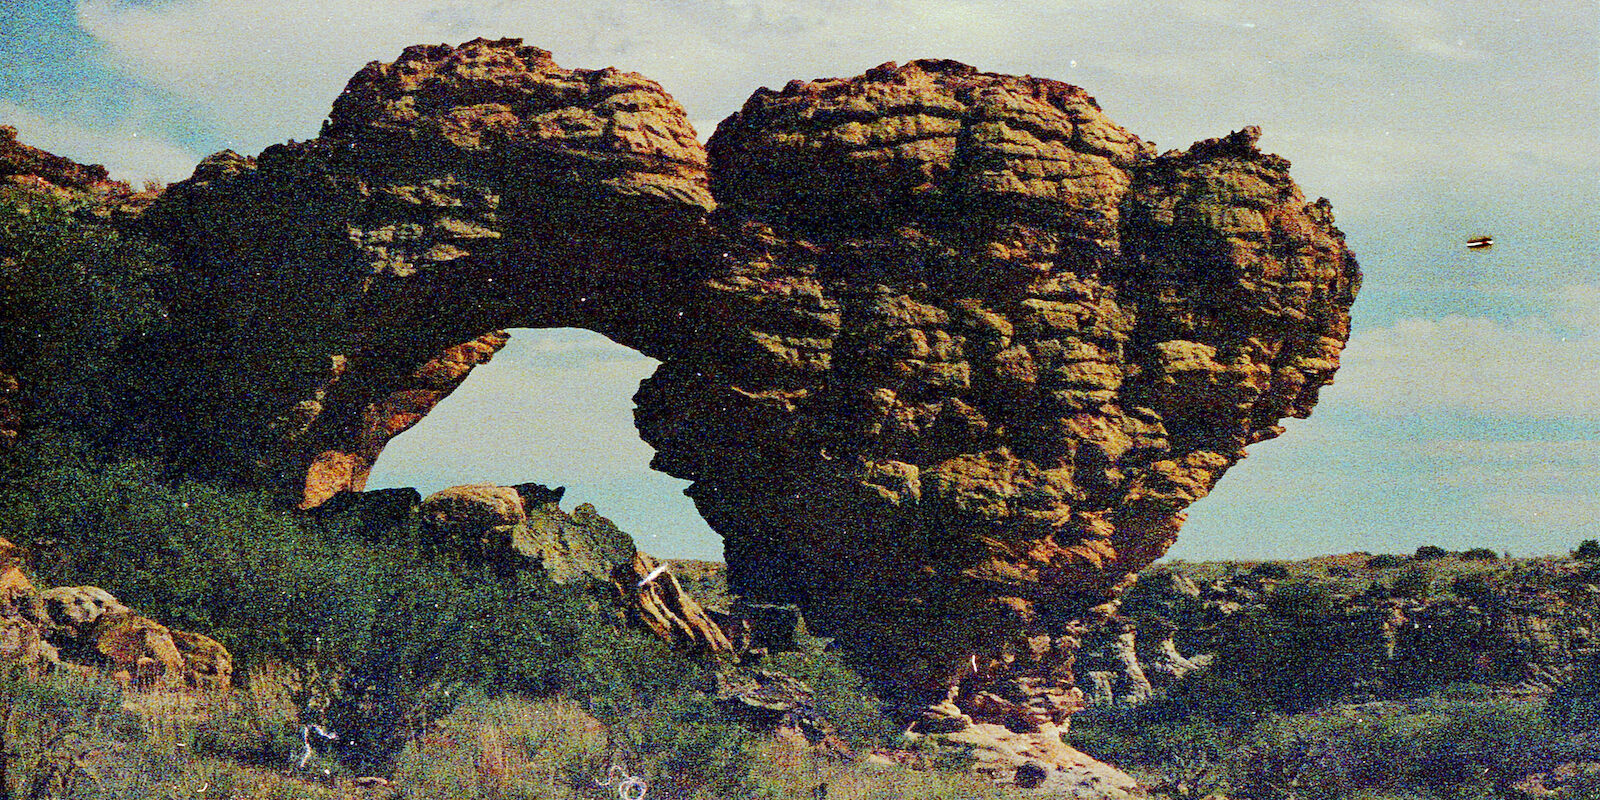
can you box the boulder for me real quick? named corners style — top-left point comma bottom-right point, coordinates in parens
top-left (0, 540), bottom-right (232, 690)
top-left (420, 484), bottom-right (529, 567)
top-left (421, 484), bottom-right (527, 531)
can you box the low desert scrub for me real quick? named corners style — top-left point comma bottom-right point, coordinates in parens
top-left (391, 693), bottom-right (612, 800)
top-left (145, 758), bottom-right (357, 800)
top-left (742, 737), bottom-right (1030, 800)
top-left (390, 693), bottom-right (1027, 800)
top-left (1074, 687), bottom-right (1581, 800)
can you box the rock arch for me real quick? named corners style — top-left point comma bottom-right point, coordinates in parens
top-left (141, 38), bottom-right (1359, 773)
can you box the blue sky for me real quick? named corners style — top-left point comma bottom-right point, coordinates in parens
top-left (3, 0), bottom-right (1596, 561)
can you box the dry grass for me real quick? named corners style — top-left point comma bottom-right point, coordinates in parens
top-left (393, 694), bottom-right (611, 799)
top-left (742, 737), bottom-right (1030, 800)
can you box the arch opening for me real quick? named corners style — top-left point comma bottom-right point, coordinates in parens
top-left (363, 327), bottom-right (724, 561)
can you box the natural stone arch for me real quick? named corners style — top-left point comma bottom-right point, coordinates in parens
top-left (142, 38), bottom-right (1359, 778)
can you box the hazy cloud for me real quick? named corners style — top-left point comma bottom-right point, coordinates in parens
top-left (0, 100), bottom-right (200, 183)
top-left (1331, 284), bottom-right (1600, 418)
top-left (1420, 438), bottom-right (1600, 533)
top-left (74, 0), bottom-right (1595, 164)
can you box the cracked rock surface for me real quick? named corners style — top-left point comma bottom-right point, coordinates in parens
top-left (138, 38), bottom-right (1359, 779)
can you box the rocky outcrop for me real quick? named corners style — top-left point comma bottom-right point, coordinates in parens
top-left (133, 39), bottom-right (1358, 778)
top-left (1078, 622), bottom-right (1154, 707)
top-left (1087, 556), bottom-right (1600, 707)
top-left (0, 125), bottom-right (119, 194)
top-left (716, 668), bottom-right (853, 758)
top-left (415, 481), bottom-right (734, 653)
top-left (0, 538), bottom-right (232, 690)
top-left (610, 550), bottom-right (735, 653)
top-left (0, 124), bottom-right (157, 218)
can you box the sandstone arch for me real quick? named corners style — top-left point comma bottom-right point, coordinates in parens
top-left (142, 38), bottom-right (1359, 775)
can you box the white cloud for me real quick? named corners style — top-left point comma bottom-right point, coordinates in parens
top-left (1477, 491), bottom-right (1600, 531)
top-left (0, 101), bottom-right (200, 183)
top-left (1368, 1), bottom-right (1488, 62)
top-left (1415, 438), bottom-right (1600, 531)
top-left (1329, 284), bottom-right (1600, 417)
top-left (70, 0), bottom-right (1587, 154)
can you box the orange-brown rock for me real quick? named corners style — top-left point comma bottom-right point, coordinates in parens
top-left (0, 541), bottom-right (51, 670)
top-left (136, 40), bottom-right (1357, 777)
top-left (610, 551), bottom-right (734, 654)
top-left (0, 540), bottom-right (233, 690)
top-left (421, 484), bottom-right (528, 535)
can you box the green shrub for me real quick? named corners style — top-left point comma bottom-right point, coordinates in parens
top-left (1366, 554), bottom-right (1407, 569)
top-left (1393, 564), bottom-right (1435, 599)
top-left (1414, 545), bottom-right (1449, 561)
top-left (1225, 698), bottom-right (1567, 800)
top-left (0, 454), bottom-right (384, 671)
top-left (392, 693), bottom-right (612, 800)
top-left (190, 695), bottom-right (301, 767)
top-left (1448, 573), bottom-right (1497, 600)
top-left (0, 187), bottom-right (172, 446)
top-left (1458, 548), bottom-right (1498, 562)
top-left (1250, 562), bottom-right (1290, 579)
top-left (1575, 539), bottom-right (1600, 560)
top-left (760, 635), bottom-right (901, 749)
top-left (0, 666), bottom-right (176, 799)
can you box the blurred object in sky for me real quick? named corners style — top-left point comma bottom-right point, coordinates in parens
top-left (1467, 235), bottom-right (1494, 249)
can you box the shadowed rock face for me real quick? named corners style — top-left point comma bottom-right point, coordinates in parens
top-left (139, 38), bottom-right (1358, 774)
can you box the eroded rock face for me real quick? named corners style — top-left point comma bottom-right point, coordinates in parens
top-left (139, 39), bottom-right (1358, 774)
top-left (0, 370), bottom-right (18, 455)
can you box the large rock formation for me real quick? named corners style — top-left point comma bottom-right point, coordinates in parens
top-left (135, 38), bottom-right (1358, 778)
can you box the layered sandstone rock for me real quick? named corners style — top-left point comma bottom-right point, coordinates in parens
top-left (610, 550), bottom-right (735, 654)
top-left (415, 481), bottom-right (734, 653)
top-left (138, 39), bottom-right (1358, 779)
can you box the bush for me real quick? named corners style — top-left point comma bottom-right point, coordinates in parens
top-left (1229, 698), bottom-right (1566, 800)
top-left (0, 453), bottom-right (386, 672)
top-left (190, 695), bottom-right (301, 767)
top-left (760, 635), bottom-right (901, 749)
top-left (0, 187), bottom-right (172, 446)
top-left (1458, 548), bottom-right (1498, 562)
top-left (1250, 562), bottom-right (1290, 580)
top-left (1414, 545), bottom-right (1449, 561)
top-left (1575, 539), bottom-right (1600, 560)
top-left (1448, 573), bottom-right (1497, 600)
top-left (1366, 553), bottom-right (1407, 569)
top-left (392, 693), bottom-right (612, 800)
top-left (0, 666), bottom-right (174, 799)
top-left (1392, 565), bottom-right (1435, 600)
